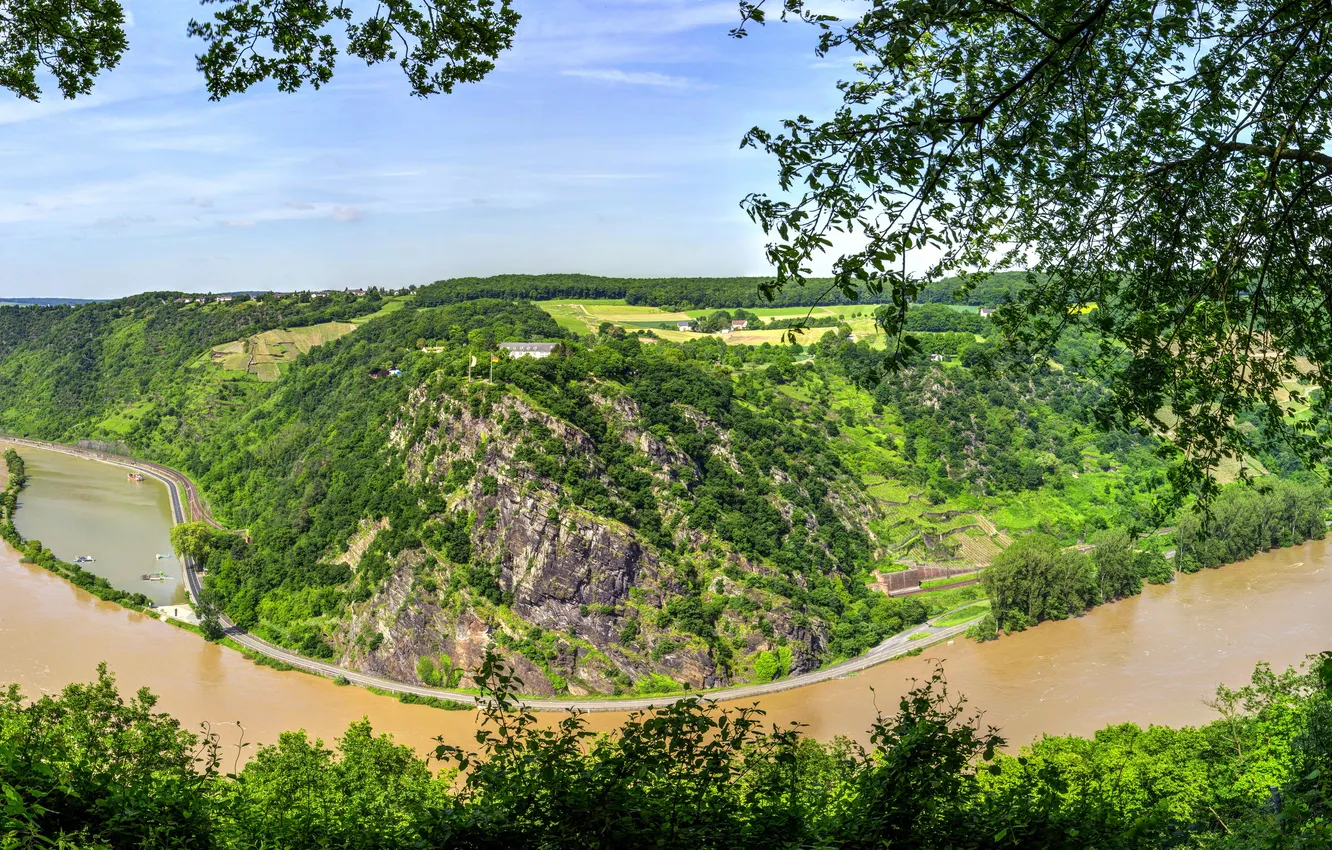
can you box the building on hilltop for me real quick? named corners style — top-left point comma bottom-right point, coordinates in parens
top-left (498, 342), bottom-right (559, 359)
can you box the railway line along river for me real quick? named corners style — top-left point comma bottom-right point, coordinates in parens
top-left (2, 441), bottom-right (1331, 761)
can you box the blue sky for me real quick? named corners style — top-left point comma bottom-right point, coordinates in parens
top-left (0, 1), bottom-right (858, 298)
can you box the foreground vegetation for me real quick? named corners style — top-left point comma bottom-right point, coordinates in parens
top-left (3, 652), bottom-right (1331, 849)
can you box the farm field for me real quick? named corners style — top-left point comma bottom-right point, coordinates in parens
top-left (535, 299), bottom-right (888, 346)
top-left (202, 321), bottom-right (357, 382)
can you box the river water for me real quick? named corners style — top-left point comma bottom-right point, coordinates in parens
top-left (1, 443), bottom-right (1330, 762)
top-left (6, 442), bottom-right (186, 606)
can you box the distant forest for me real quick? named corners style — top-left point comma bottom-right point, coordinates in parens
top-left (416, 272), bottom-right (1033, 310)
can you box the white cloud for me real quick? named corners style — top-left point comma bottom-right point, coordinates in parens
top-left (562, 68), bottom-right (704, 89)
top-left (331, 206), bottom-right (364, 222)
top-left (220, 220), bottom-right (255, 228)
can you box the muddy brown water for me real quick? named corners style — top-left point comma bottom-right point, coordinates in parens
top-left (2, 442), bottom-right (1330, 762)
top-left (6, 442), bottom-right (186, 606)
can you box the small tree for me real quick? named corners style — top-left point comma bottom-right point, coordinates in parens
top-left (169, 522), bottom-right (216, 562)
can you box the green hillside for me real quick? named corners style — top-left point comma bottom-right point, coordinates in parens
top-left (0, 291), bottom-right (1321, 696)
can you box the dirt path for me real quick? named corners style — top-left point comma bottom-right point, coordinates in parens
top-left (1, 435), bottom-right (980, 712)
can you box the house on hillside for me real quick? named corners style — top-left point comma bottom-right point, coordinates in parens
top-left (498, 342), bottom-right (559, 359)
top-left (677, 321), bottom-right (693, 332)
top-left (732, 319), bottom-right (749, 330)
top-left (215, 295), bottom-right (233, 303)
top-left (979, 307), bottom-right (997, 317)
top-left (929, 353), bottom-right (946, 362)
top-left (348, 288), bottom-right (368, 296)
top-left (173, 297), bottom-right (190, 303)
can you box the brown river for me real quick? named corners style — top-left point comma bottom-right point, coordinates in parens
top-left (2, 443), bottom-right (1330, 763)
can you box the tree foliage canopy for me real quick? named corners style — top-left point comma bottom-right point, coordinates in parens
top-left (1, 0), bottom-right (518, 101)
top-left (740, 0), bottom-right (1332, 495)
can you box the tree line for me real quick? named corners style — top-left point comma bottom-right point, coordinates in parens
top-left (979, 478), bottom-right (1327, 638)
top-left (415, 273), bottom-right (1026, 311)
top-left (2, 650), bottom-right (1330, 849)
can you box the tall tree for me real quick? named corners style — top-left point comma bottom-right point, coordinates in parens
top-left (737, 0), bottom-right (1332, 496)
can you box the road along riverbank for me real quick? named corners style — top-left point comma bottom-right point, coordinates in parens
top-left (0, 437), bottom-right (978, 712)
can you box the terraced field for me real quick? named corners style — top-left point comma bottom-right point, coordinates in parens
top-left (205, 322), bottom-right (356, 382)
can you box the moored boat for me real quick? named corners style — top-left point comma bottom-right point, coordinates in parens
top-left (127, 473), bottom-right (144, 482)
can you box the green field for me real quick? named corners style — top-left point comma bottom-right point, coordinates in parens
top-left (932, 600), bottom-right (991, 627)
top-left (535, 299), bottom-right (888, 347)
top-left (350, 295), bottom-right (412, 326)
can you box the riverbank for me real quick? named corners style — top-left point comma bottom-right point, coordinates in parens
top-left (0, 436), bottom-right (982, 712)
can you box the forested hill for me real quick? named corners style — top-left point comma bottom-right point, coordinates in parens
top-left (0, 288), bottom-right (1321, 697)
top-left (0, 291), bottom-right (379, 443)
top-left (416, 271), bottom-right (1033, 310)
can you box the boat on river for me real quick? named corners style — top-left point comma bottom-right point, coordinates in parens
top-left (74, 555), bottom-right (95, 563)
top-left (141, 571), bottom-right (172, 582)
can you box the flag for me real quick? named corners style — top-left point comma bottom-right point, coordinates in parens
top-left (469, 354), bottom-right (477, 368)
top-left (490, 354), bottom-right (499, 363)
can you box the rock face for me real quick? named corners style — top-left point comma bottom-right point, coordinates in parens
top-left (332, 381), bottom-right (875, 696)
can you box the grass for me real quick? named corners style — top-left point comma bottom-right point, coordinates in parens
top-left (349, 295), bottom-right (412, 326)
top-left (920, 572), bottom-right (980, 589)
top-left (915, 583), bottom-right (988, 616)
top-left (907, 631), bottom-right (933, 641)
top-left (932, 600), bottom-right (992, 628)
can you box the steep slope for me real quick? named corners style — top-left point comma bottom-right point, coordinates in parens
top-left (176, 301), bottom-right (926, 695)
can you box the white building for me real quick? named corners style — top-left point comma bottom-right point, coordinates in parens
top-left (732, 319), bottom-right (749, 330)
top-left (677, 321), bottom-right (692, 332)
top-left (979, 307), bottom-right (997, 317)
top-left (498, 342), bottom-right (559, 359)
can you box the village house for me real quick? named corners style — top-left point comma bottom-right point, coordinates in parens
top-left (929, 353), bottom-right (946, 362)
top-left (979, 307), bottom-right (997, 317)
top-left (731, 319), bottom-right (749, 330)
top-left (677, 321), bottom-right (692, 332)
top-left (215, 295), bottom-right (233, 302)
top-left (498, 342), bottom-right (559, 359)
top-left (347, 288), bottom-right (368, 296)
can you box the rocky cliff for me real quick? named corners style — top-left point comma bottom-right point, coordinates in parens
top-left (330, 379), bottom-right (874, 696)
